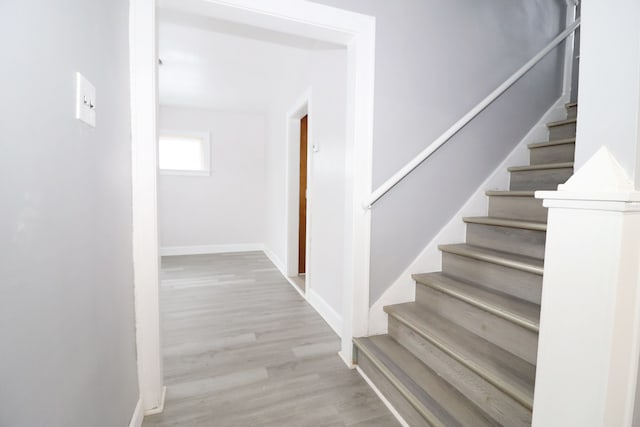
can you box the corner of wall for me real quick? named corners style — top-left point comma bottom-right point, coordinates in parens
top-left (367, 95), bottom-right (569, 336)
top-left (307, 288), bottom-right (343, 337)
top-left (262, 244), bottom-right (287, 275)
top-left (129, 397), bottom-right (144, 427)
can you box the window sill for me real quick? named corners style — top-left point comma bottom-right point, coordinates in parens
top-left (159, 169), bottom-right (211, 177)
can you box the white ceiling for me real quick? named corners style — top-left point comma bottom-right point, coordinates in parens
top-left (158, 9), bottom-right (343, 111)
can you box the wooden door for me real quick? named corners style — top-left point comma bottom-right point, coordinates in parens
top-left (298, 115), bottom-right (308, 274)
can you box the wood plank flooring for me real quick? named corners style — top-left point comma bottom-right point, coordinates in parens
top-left (142, 251), bottom-right (398, 427)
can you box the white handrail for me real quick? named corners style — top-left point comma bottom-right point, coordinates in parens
top-left (363, 18), bottom-right (581, 209)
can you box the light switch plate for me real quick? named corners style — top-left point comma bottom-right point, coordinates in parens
top-left (75, 72), bottom-right (96, 127)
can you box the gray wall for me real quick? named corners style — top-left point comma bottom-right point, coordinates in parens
top-left (312, 0), bottom-right (567, 303)
top-left (0, 1), bottom-right (139, 426)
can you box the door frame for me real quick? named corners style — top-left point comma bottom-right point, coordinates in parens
top-left (130, 0), bottom-right (376, 412)
top-left (285, 92), bottom-right (311, 287)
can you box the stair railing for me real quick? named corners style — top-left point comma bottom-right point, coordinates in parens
top-left (363, 18), bottom-right (581, 210)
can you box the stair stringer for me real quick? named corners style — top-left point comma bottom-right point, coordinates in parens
top-left (368, 95), bottom-right (569, 335)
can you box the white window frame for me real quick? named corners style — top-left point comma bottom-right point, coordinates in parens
top-left (158, 130), bottom-right (211, 176)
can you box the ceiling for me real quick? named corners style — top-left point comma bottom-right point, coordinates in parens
top-left (158, 9), bottom-right (343, 111)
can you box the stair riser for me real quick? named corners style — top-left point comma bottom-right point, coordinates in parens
top-left (488, 196), bottom-right (547, 222)
top-left (356, 349), bottom-right (431, 427)
top-left (509, 167), bottom-right (573, 191)
top-left (466, 223), bottom-right (546, 260)
top-left (548, 122), bottom-right (576, 140)
top-left (441, 253), bottom-right (542, 304)
top-left (529, 143), bottom-right (575, 165)
top-left (415, 285), bottom-right (538, 365)
top-left (566, 106), bottom-right (577, 119)
top-left (388, 319), bottom-right (532, 427)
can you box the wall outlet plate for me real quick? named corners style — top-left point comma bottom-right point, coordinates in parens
top-left (75, 72), bottom-right (96, 127)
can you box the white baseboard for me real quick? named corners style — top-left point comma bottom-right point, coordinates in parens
top-left (160, 243), bottom-right (264, 256)
top-left (143, 386), bottom-right (167, 416)
top-left (367, 95), bottom-right (570, 335)
top-left (129, 397), bottom-right (144, 427)
top-left (355, 366), bottom-right (410, 427)
top-left (307, 288), bottom-right (343, 338)
top-left (264, 245), bottom-right (342, 338)
top-left (262, 245), bottom-right (286, 274)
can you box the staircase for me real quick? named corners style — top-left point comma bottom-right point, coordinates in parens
top-left (354, 103), bottom-right (578, 426)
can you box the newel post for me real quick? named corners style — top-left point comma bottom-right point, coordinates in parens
top-left (532, 149), bottom-right (640, 426)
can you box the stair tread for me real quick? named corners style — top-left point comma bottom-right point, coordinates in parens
top-left (547, 117), bottom-right (577, 127)
top-left (354, 335), bottom-right (498, 427)
top-left (439, 244), bottom-right (543, 276)
top-left (508, 162), bottom-right (573, 172)
top-left (485, 190), bottom-right (536, 197)
top-left (385, 302), bottom-right (536, 409)
top-left (528, 137), bottom-right (576, 149)
top-left (412, 272), bottom-right (540, 332)
top-left (463, 216), bottom-right (547, 231)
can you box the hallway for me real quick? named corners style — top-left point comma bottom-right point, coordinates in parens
top-left (142, 252), bottom-right (398, 426)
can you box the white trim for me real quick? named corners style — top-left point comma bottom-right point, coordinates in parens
top-left (562, 0), bottom-right (579, 97)
top-left (159, 169), bottom-right (210, 177)
top-left (129, 0), bottom-right (165, 413)
top-left (160, 243), bottom-right (264, 256)
top-left (128, 397), bottom-right (145, 427)
top-left (307, 288), bottom-right (343, 338)
top-left (285, 90), bottom-right (311, 279)
top-left (355, 366), bottom-right (410, 427)
top-left (367, 95), bottom-right (569, 335)
top-left (143, 386), bottom-right (167, 416)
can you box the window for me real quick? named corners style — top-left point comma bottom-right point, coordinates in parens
top-left (158, 131), bottom-right (211, 176)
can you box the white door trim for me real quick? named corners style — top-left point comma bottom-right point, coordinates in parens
top-left (130, 0), bottom-right (376, 409)
top-left (285, 91), bottom-right (311, 287)
top-left (129, 0), bottom-right (165, 414)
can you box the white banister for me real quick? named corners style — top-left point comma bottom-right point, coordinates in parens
top-left (363, 18), bottom-right (581, 209)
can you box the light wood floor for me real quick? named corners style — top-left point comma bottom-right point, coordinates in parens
top-left (142, 251), bottom-right (398, 427)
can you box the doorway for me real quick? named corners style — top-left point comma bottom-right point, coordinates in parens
top-left (130, 0), bottom-right (376, 412)
top-left (298, 114), bottom-right (308, 277)
top-left (287, 100), bottom-right (310, 294)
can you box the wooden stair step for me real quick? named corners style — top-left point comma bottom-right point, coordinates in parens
top-left (547, 118), bottom-right (576, 139)
top-left (546, 118), bottom-right (576, 128)
top-left (463, 216), bottom-right (547, 231)
top-left (463, 217), bottom-right (547, 259)
top-left (508, 162), bottom-right (574, 191)
top-left (385, 302), bottom-right (536, 411)
top-left (412, 273), bottom-right (539, 364)
top-left (528, 137), bottom-right (575, 149)
top-left (508, 162), bottom-right (574, 172)
top-left (354, 335), bottom-right (498, 427)
top-left (528, 138), bottom-right (575, 165)
top-left (485, 190), bottom-right (547, 223)
top-left (440, 243), bottom-right (543, 304)
top-left (412, 272), bottom-right (540, 332)
top-left (439, 244), bottom-right (544, 275)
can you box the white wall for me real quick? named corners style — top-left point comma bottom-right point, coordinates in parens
top-left (158, 107), bottom-right (266, 250)
top-left (0, 1), bottom-right (139, 426)
top-left (262, 48), bottom-right (348, 314)
top-left (311, 0), bottom-right (568, 304)
top-left (574, 0), bottom-right (640, 189)
top-left (307, 50), bottom-right (348, 313)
